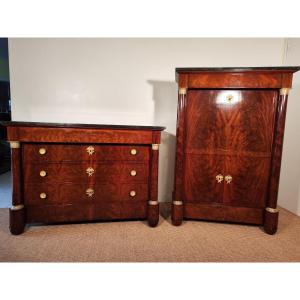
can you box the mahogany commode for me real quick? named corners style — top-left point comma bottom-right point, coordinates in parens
top-left (172, 67), bottom-right (300, 234)
top-left (3, 122), bottom-right (165, 234)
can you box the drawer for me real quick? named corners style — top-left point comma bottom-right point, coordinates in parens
top-left (26, 202), bottom-right (147, 223)
top-left (23, 144), bottom-right (150, 163)
top-left (24, 183), bottom-right (148, 205)
top-left (23, 162), bottom-right (149, 184)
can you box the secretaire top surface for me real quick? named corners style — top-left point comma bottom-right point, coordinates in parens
top-left (176, 66), bottom-right (300, 73)
top-left (1, 121), bottom-right (165, 131)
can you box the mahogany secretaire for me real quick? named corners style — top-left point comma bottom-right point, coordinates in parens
top-left (172, 67), bottom-right (300, 234)
top-left (3, 122), bottom-right (165, 234)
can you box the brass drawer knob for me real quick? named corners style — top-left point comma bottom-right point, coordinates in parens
top-left (39, 148), bottom-right (47, 155)
top-left (225, 175), bottom-right (233, 184)
top-left (40, 192), bottom-right (47, 199)
top-left (130, 170), bottom-right (137, 176)
top-left (86, 167), bottom-right (95, 176)
top-left (86, 188), bottom-right (94, 197)
top-left (130, 148), bottom-right (137, 155)
top-left (86, 146), bottom-right (95, 155)
top-left (216, 174), bottom-right (223, 183)
top-left (226, 95), bottom-right (234, 102)
top-left (129, 190), bottom-right (136, 197)
top-left (39, 170), bottom-right (47, 177)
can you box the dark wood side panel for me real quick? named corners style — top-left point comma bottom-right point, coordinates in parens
top-left (184, 203), bottom-right (264, 225)
top-left (7, 127), bottom-right (155, 144)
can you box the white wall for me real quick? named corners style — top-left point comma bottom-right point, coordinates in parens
top-left (9, 38), bottom-right (300, 213)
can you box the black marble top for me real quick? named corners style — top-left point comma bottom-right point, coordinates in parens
top-left (176, 66), bottom-right (300, 73)
top-left (0, 121), bottom-right (166, 131)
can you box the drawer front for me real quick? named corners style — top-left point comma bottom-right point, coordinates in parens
top-left (24, 162), bottom-right (149, 184)
top-left (23, 144), bottom-right (150, 163)
top-left (26, 202), bottom-right (147, 223)
top-left (24, 183), bottom-right (148, 205)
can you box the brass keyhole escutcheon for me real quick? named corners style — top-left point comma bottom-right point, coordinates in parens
top-left (86, 146), bottom-right (95, 155)
top-left (226, 95), bottom-right (233, 102)
top-left (39, 148), bottom-right (47, 155)
top-left (86, 167), bottom-right (95, 177)
top-left (40, 192), bottom-right (47, 199)
top-left (129, 190), bottom-right (136, 197)
top-left (130, 149), bottom-right (137, 155)
top-left (130, 170), bottom-right (137, 176)
top-left (216, 174), bottom-right (224, 183)
top-left (40, 170), bottom-right (47, 177)
top-left (225, 175), bottom-right (233, 184)
top-left (86, 188), bottom-right (94, 197)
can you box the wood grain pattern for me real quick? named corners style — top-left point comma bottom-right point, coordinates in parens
top-left (184, 154), bottom-right (223, 204)
top-left (184, 203), bottom-right (263, 225)
top-left (4, 123), bottom-right (164, 233)
top-left (7, 126), bottom-right (160, 144)
top-left (23, 144), bottom-right (150, 163)
top-left (188, 72), bottom-right (283, 88)
top-left (173, 67), bottom-right (298, 233)
top-left (175, 67), bottom-right (300, 89)
top-left (223, 156), bottom-right (270, 208)
top-left (24, 182), bottom-right (149, 205)
top-left (27, 202), bottom-right (147, 223)
top-left (185, 90), bottom-right (277, 154)
top-left (24, 162), bottom-right (149, 184)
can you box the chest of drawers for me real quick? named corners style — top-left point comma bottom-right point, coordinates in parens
top-left (4, 122), bottom-right (165, 234)
top-left (172, 67), bottom-right (300, 234)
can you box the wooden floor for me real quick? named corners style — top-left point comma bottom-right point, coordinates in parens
top-left (0, 203), bottom-right (300, 262)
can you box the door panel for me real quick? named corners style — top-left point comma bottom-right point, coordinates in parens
top-left (223, 155), bottom-right (271, 208)
top-left (185, 90), bottom-right (226, 153)
top-left (185, 90), bottom-right (277, 154)
top-left (184, 154), bottom-right (223, 204)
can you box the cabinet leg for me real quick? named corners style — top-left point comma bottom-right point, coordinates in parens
top-left (147, 201), bottom-right (159, 227)
top-left (264, 209), bottom-right (279, 235)
top-left (172, 201), bottom-right (183, 226)
top-left (9, 206), bottom-right (25, 235)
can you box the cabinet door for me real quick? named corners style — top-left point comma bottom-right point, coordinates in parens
top-left (222, 90), bottom-right (277, 154)
top-left (184, 89), bottom-right (277, 207)
top-left (186, 90), bottom-right (277, 155)
top-left (223, 155), bottom-right (271, 208)
top-left (185, 90), bottom-right (226, 154)
top-left (184, 154), bottom-right (224, 204)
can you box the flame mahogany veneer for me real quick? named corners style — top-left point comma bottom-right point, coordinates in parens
top-left (3, 122), bottom-right (165, 234)
top-left (172, 67), bottom-right (300, 234)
